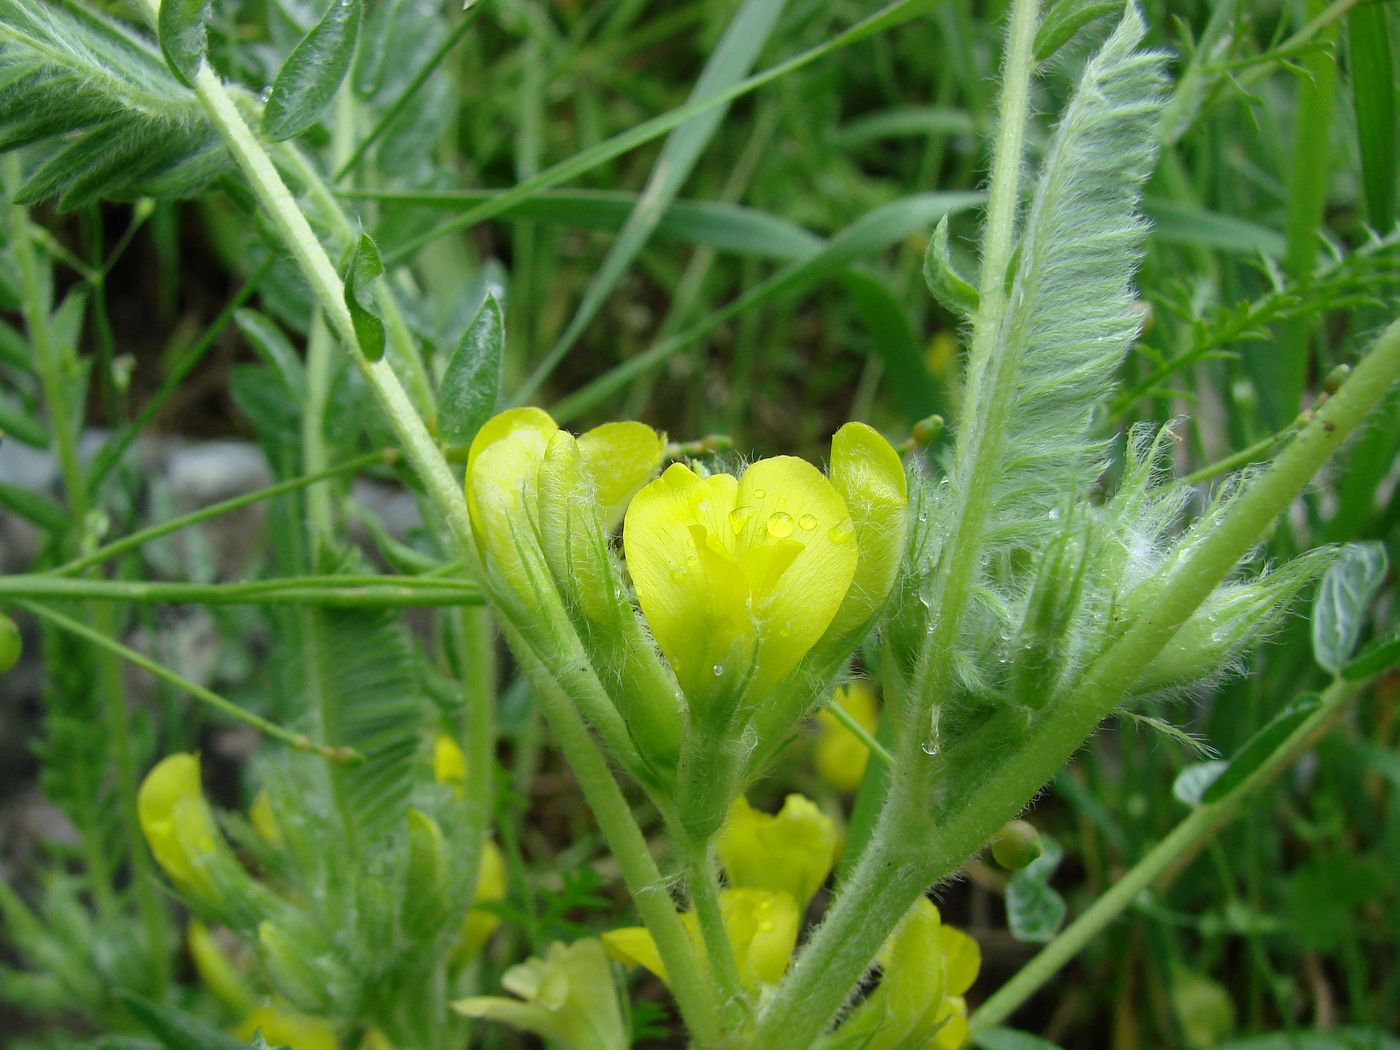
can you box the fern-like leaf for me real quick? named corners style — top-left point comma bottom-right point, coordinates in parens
top-left (0, 0), bottom-right (230, 205)
top-left (959, 6), bottom-right (1170, 548)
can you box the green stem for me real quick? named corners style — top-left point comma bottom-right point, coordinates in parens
top-left (506, 632), bottom-right (724, 1048)
top-left (683, 835), bottom-right (746, 1030)
top-left (0, 574), bottom-right (481, 607)
top-left (451, 602), bottom-right (496, 961)
top-left (303, 314), bottom-right (337, 544)
top-left (14, 600), bottom-right (357, 764)
top-left (824, 697), bottom-right (893, 768)
top-left (54, 450), bottom-right (391, 576)
top-left (969, 676), bottom-right (1362, 1033)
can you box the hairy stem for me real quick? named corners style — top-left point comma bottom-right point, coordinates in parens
top-left (683, 835), bottom-right (747, 1034)
top-left (0, 574), bottom-right (481, 607)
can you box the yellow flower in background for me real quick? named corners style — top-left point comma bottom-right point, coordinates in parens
top-left (249, 789), bottom-right (282, 846)
top-left (454, 939), bottom-right (627, 1050)
top-left (603, 887), bottom-right (800, 992)
top-left (188, 920), bottom-right (255, 1016)
top-left (458, 839), bottom-right (508, 959)
top-left (137, 754), bottom-right (221, 901)
top-left (814, 682), bottom-right (880, 793)
top-left (716, 794), bottom-right (837, 908)
top-left (235, 1000), bottom-right (339, 1050)
top-left (623, 455), bottom-right (859, 712)
top-left (432, 732), bottom-right (468, 797)
top-left (820, 898), bottom-right (981, 1050)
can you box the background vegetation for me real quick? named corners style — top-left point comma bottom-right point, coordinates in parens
top-left (1, 0), bottom-right (1398, 1047)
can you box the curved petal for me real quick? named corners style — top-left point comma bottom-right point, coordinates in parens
top-left (721, 888), bottom-right (800, 988)
top-left (600, 927), bottom-right (669, 986)
top-left (824, 422), bottom-right (908, 644)
top-left (578, 421), bottom-right (667, 529)
top-left (464, 407), bottom-right (558, 570)
top-left (716, 794), bottom-right (837, 908)
top-left (733, 456), bottom-right (858, 691)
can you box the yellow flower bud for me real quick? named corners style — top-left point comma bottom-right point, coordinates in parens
top-left (454, 939), bottom-right (627, 1050)
top-left (814, 682), bottom-right (880, 793)
top-left (249, 789), bottom-right (282, 846)
top-left (624, 456), bottom-right (859, 721)
top-left (188, 920), bottom-right (254, 1015)
top-left (602, 887), bottom-right (799, 993)
top-left (235, 1000), bottom-right (339, 1050)
top-left (716, 794), bottom-right (837, 908)
top-left (137, 754), bottom-right (221, 901)
top-left (432, 732), bottom-right (468, 798)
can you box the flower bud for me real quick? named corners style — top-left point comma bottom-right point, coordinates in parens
top-left (457, 839), bottom-right (508, 960)
top-left (716, 794), bottom-right (837, 909)
top-left (235, 1000), bottom-right (339, 1050)
top-left (813, 682), bottom-right (880, 793)
top-left (1006, 524), bottom-right (1089, 709)
top-left (188, 920), bottom-right (255, 1015)
top-left (990, 819), bottom-right (1043, 871)
top-left (403, 810), bottom-right (450, 937)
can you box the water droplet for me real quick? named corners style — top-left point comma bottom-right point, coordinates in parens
top-left (767, 512), bottom-right (795, 539)
top-left (753, 488), bottom-right (767, 499)
top-left (712, 663), bottom-right (725, 677)
top-left (828, 519), bottom-right (855, 544)
top-left (798, 513), bottom-right (817, 531)
top-left (728, 507), bottom-right (755, 534)
top-left (670, 565), bottom-right (688, 583)
top-left (920, 737), bottom-right (938, 756)
top-left (686, 554), bottom-right (699, 568)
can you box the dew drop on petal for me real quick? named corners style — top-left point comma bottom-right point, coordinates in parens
top-left (728, 506), bottom-right (755, 535)
top-left (767, 512), bottom-right (795, 539)
top-left (753, 488), bottom-right (767, 499)
top-left (686, 554), bottom-right (699, 568)
top-left (828, 519), bottom-right (855, 544)
top-left (920, 737), bottom-right (938, 756)
top-left (798, 513), bottom-right (817, 531)
top-left (712, 664), bottom-right (725, 677)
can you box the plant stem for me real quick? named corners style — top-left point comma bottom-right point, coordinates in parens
top-left (0, 574), bottom-right (481, 607)
top-left (969, 676), bottom-right (1362, 1032)
top-left (15, 600), bottom-right (356, 764)
top-left (683, 835), bottom-right (747, 1032)
top-left (506, 632), bottom-right (724, 1047)
top-left (53, 450), bottom-right (392, 576)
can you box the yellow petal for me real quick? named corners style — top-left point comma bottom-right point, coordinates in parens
top-left (732, 456), bottom-right (858, 692)
top-left (624, 463), bottom-right (751, 701)
top-left (459, 840), bottom-right (508, 958)
top-left (823, 422), bottom-right (908, 646)
top-left (235, 1001), bottom-right (339, 1050)
top-left (939, 924), bottom-right (981, 997)
top-left (464, 407), bottom-right (558, 575)
top-left (601, 926), bottom-right (670, 986)
top-left (720, 888), bottom-right (800, 989)
top-left (137, 754), bottom-right (219, 898)
top-left (814, 682), bottom-right (880, 794)
top-left (717, 794), bottom-right (838, 908)
top-left (577, 421), bottom-right (666, 529)
top-left (249, 788), bottom-right (283, 846)
top-left (538, 431), bottom-right (616, 623)
top-left (188, 920), bottom-right (254, 1015)
top-left (433, 733), bottom-right (468, 797)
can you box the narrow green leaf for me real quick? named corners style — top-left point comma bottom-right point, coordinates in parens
top-left (342, 233), bottom-right (386, 362)
top-left (1342, 623), bottom-right (1400, 680)
top-left (1311, 541), bottom-right (1388, 673)
top-left (1034, 0), bottom-right (1121, 63)
top-left (1346, 4), bottom-right (1397, 231)
top-left (234, 309), bottom-right (307, 399)
top-left (118, 992), bottom-right (249, 1050)
top-left (923, 214), bottom-right (979, 317)
top-left (1200, 695), bottom-right (1324, 806)
top-left (0, 482), bottom-right (67, 532)
top-left (0, 392), bottom-right (49, 448)
top-left (839, 270), bottom-right (941, 424)
top-left (262, 0), bottom-right (363, 141)
top-left (1144, 197), bottom-right (1287, 257)
top-left (439, 293), bottom-right (503, 445)
top-left (157, 0), bottom-right (212, 87)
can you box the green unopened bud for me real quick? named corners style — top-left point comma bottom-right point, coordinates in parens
top-left (1322, 363), bottom-right (1351, 396)
top-left (538, 431), bottom-right (617, 624)
top-left (0, 613), bottom-right (20, 675)
top-left (403, 810), bottom-right (450, 937)
top-left (258, 921), bottom-right (331, 1013)
top-left (1007, 525), bottom-right (1090, 708)
top-left (990, 820), bottom-right (1043, 870)
top-left (910, 414), bottom-right (945, 448)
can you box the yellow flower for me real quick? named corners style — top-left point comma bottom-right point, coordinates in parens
top-left (814, 682), bottom-right (880, 793)
top-left (137, 754), bottom-right (221, 901)
top-left (602, 887), bottom-right (799, 992)
top-left (465, 407), bottom-right (664, 600)
top-left (235, 1000), bottom-right (339, 1050)
top-left (716, 794), bottom-right (837, 908)
top-left (821, 898), bottom-right (981, 1050)
top-left (458, 838), bottom-right (508, 959)
top-left (454, 938), bottom-right (627, 1050)
top-left (249, 789), bottom-right (282, 846)
top-left (623, 456), bottom-right (859, 715)
top-left (432, 732), bottom-right (468, 797)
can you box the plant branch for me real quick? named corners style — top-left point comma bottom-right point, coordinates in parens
top-left (0, 574), bottom-right (481, 607)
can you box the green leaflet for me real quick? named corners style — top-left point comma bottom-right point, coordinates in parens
top-left (1311, 541), bottom-right (1388, 673)
top-left (262, 0), bottom-right (363, 141)
top-left (438, 293), bottom-right (504, 446)
top-left (342, 233), bottom-right (386, 362)
top-left (156, 0), bottom-right (211, 87)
